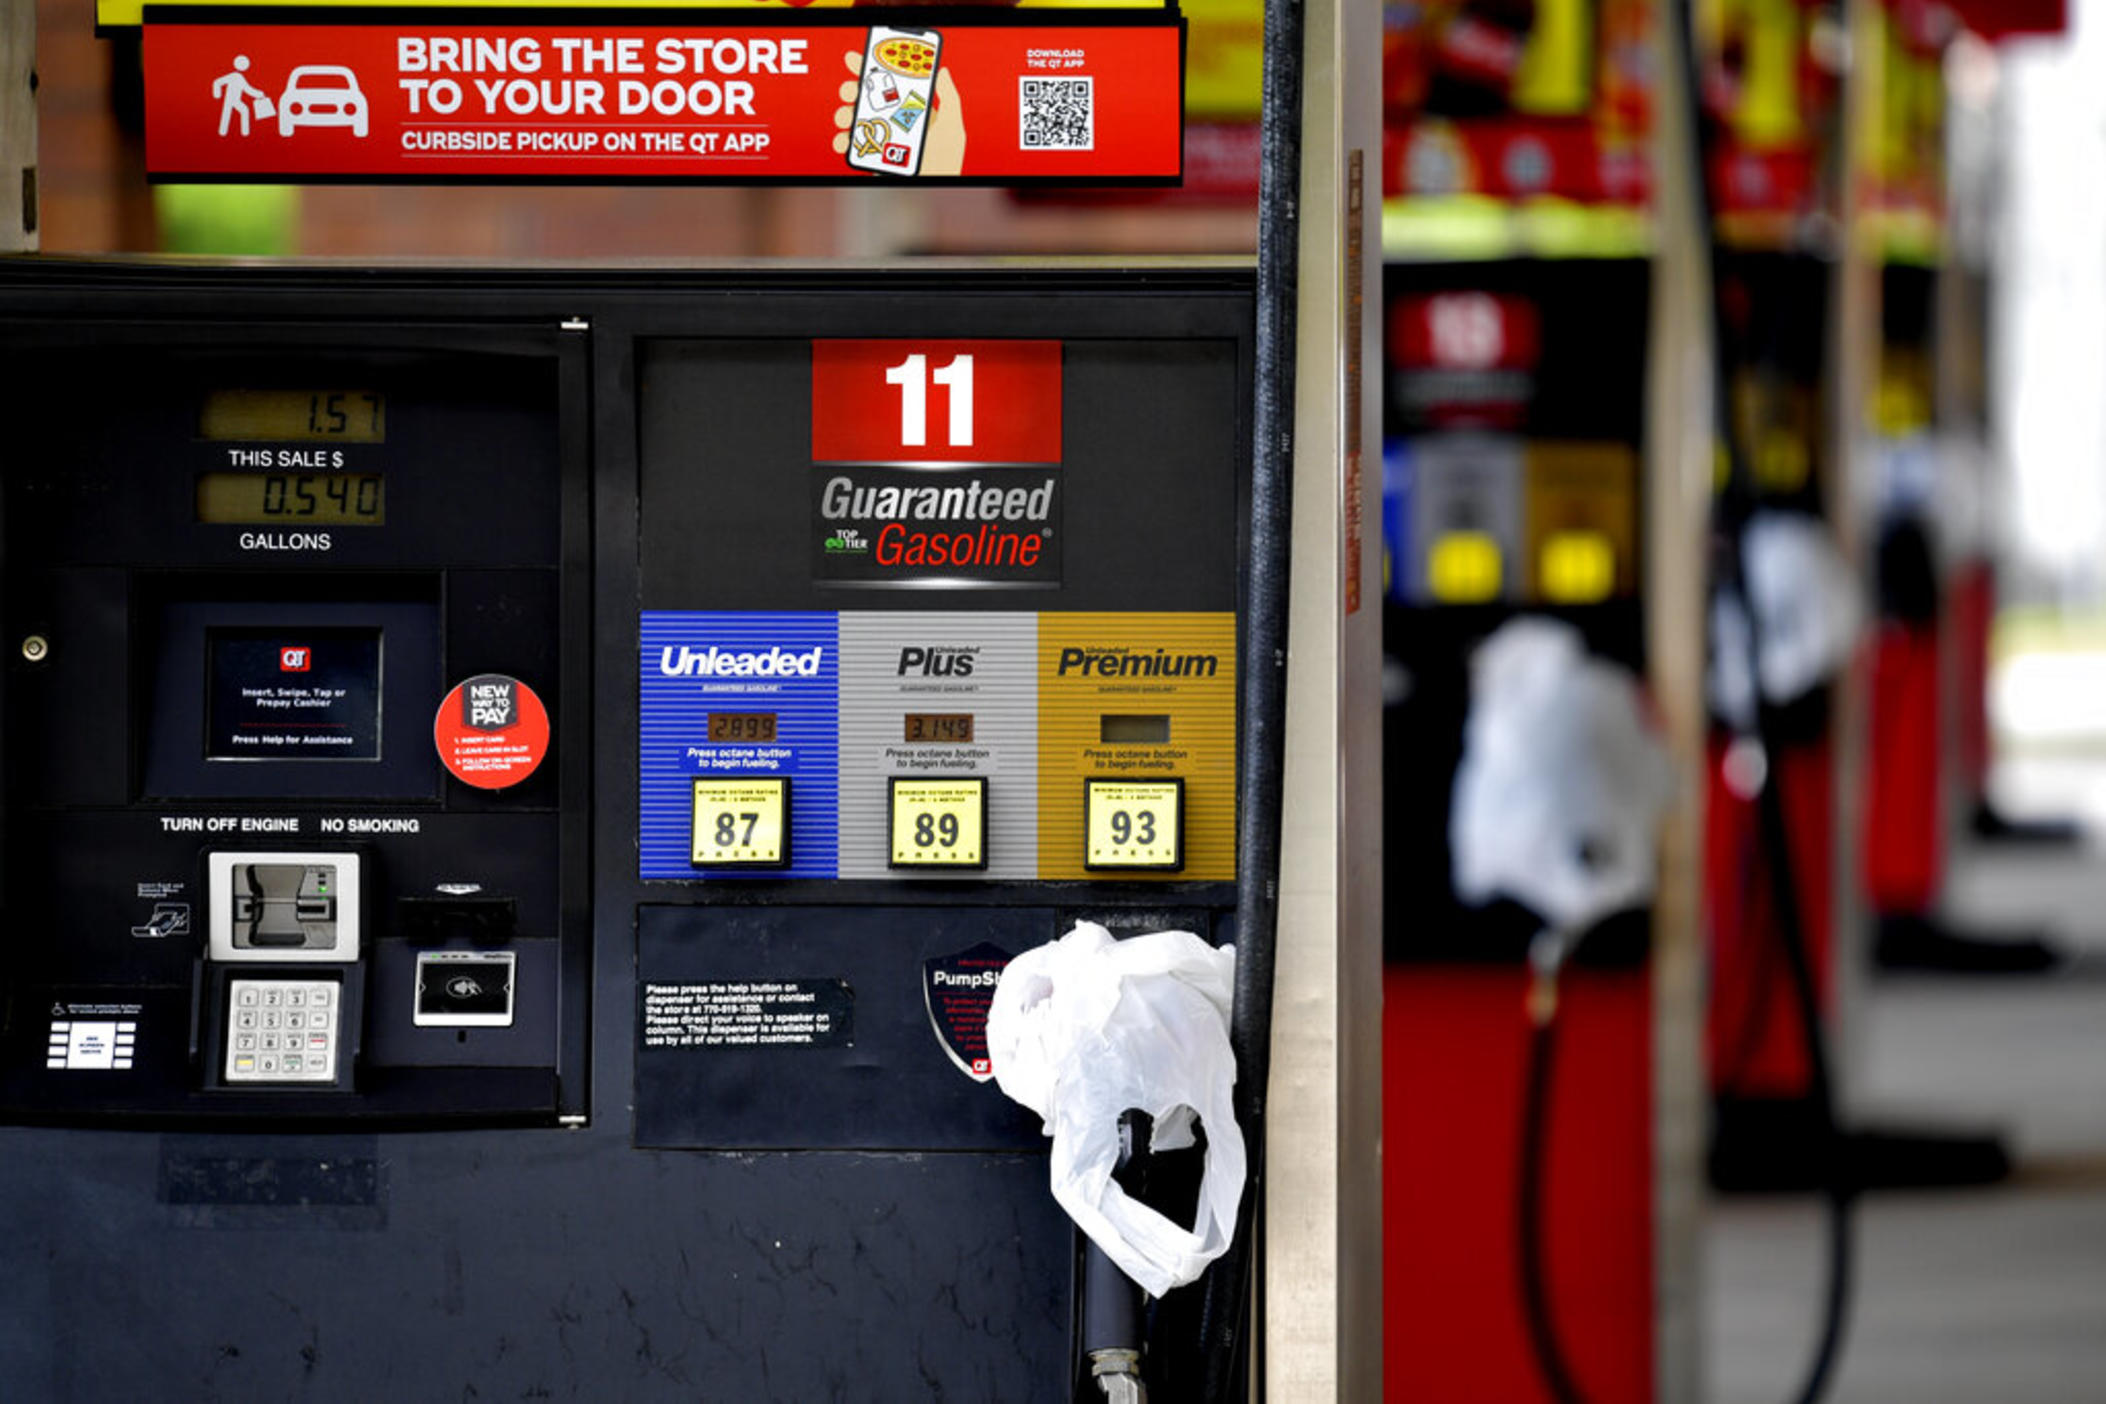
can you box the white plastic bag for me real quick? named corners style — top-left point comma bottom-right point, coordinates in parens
top-left (985, 921), bottom-right (1244, 1299)
top-left (1451, 617), bottom-right (1676, 932)
top-left (1709, 511), bottom-right (1864, 727)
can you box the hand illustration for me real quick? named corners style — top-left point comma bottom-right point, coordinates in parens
top-left (831, 48), bottom-right (967, 178)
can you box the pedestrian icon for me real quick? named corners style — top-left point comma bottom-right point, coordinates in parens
top-left (212, 57), bottom-right (370, 141)
top-left (213, 55), bottom-right (274, 137)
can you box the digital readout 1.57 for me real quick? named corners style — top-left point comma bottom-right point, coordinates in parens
top-left (198, 390), bottom-right (385, 443)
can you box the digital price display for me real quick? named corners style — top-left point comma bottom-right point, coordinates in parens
top-left (690, 777), bottom-right (790, 868)
top-left (708, 712), bottom-right (779, 743)
top-left (888, 777), bottom-right (987, 870)
top-left (1083, 778), bottom-right (1185, 871)
top-left (903, 713), bottom-right (974, 744)
top-left (199, 390), bottom-right (386, 442)
top-left (1099, 714), bottom-right (1170, 744)
top-left (196, 473), bottom-right (386, 525)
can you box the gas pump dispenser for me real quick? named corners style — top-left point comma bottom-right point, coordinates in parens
top-left (0, 263), bottom-right (1255, 1398)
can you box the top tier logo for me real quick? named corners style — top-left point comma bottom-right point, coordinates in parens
top-left (811, 340), bottom-right (1062, 465)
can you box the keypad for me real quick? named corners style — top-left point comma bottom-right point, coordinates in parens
top-left (225, 979), bottom-right (340, 1084)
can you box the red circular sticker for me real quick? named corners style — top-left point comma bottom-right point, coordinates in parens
top-left (433, 674), bottom-right (550, 790)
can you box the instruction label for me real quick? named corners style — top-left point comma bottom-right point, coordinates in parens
top-left (641, 980), bottom-right (852, 1050)
top-left (433, 673), bottom-right (551, 790)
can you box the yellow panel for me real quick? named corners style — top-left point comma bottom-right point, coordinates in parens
top-left (1512, 0), bottom-right (1595, 117)
top-left (1539, 530), bottom-right (1617, 604)
top-left (1037, 613), bottom-right (1235, 882)
top-left (1184, 0), bottom-right (1264, 119)
top-left (1520, 441), bottom-right (1636, 601)
top-left (1426, 531), bottom-right (1504, 604)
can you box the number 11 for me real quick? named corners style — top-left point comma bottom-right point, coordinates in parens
top-left (885, 353), bottom-right (975, 448)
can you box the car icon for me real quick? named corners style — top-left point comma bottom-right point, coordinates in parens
top-left (278, 66), bottom-right (368, 139)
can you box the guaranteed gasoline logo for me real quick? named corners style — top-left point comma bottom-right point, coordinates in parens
top-left (812, 467), bottom-right (1061, 586)
top-left (808, 339), bottom-right (1065, 588)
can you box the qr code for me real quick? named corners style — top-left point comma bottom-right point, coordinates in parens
top-left (1019, 77), bottom-right (1094, 151)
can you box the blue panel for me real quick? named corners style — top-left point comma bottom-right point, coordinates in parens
top-left (639, 613), bottom-right (839, 880)
top-left (1383, 438), bottom-right (1414, 606)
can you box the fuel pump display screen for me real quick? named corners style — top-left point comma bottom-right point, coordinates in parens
top-left (707, 712), bottom-right (778, 743)
top-left (198, 389), bottom-right (386, 442)
top-left (206, 627), bottom-right (382, 760)
top-left (195, 473), bottom-right (387, 525)
top-left (903, 713), bottom-right (974, 744)
top-left (1099, 714), bottom-right (1170, 744)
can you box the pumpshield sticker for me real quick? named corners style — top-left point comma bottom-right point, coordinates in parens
top-left (922, 941), bottom-right (1012, 1082)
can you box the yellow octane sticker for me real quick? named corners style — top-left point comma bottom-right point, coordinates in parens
top-left (1539, 530), bottom-right (1617, 604)
top-left (691, 778), bottom-right (789, 867)
top-left (889, 778), bottom-right (987, 868)
top-left (1428, 531), bottom-right (1504, 603)
top-left (1084, 778), bottom-right (1183, 870)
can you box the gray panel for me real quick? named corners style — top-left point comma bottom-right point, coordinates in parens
top-left (1406, 433), bottom-right (1525, 603)
top-left (837, 612), bottom-right (1040, 880)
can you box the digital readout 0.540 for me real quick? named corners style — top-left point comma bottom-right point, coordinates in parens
top-left (196, 473), bottom-right (385, 525)
top-left (708, 713), bottom-right (779, 743)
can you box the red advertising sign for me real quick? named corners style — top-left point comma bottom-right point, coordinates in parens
top-left (812, 339), bottom-right (1061, 464)
top-left (143, 17), bottom-right (1184, 183)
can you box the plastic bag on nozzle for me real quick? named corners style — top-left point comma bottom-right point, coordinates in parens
top-left (985, 921), bottom-right (1243, 1300)
top-left (1709, 511), bottom-right (1864, 729)
top-left (1451, 618), bottom-right (1676, 933)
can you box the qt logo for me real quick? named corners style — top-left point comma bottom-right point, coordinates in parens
top-left (884, 142), bottom-right (910, 167)
top-left (279, 646), bottom-right (311, 672)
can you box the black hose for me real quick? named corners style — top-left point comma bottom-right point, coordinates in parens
top-left (1669, 3), bottom-right (1857, 1401)
top-left (1193, 0), bottom-right (1303, 1388)
top-left (1517, 1010), bottom-right (1587, 1404)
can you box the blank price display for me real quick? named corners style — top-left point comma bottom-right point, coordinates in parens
top-left (1084, 778), bottom-right (1184, 871)
top-left (691, 778), bottom-right (790, 868)
top-left (889, 778), bottom-right (988, 870)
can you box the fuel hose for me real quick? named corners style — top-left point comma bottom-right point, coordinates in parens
top-left (1192, 0), bottom-right (1302, 1387)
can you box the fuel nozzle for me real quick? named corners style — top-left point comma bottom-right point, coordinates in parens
top-left (1082, 1109), bottom-right (1151, 1403)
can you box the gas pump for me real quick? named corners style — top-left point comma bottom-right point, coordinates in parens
top-left (0, 262), bottom-right (1257, 1398)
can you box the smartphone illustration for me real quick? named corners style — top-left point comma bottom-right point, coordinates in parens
top-left (846, 26), bottom-right (943, 178)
